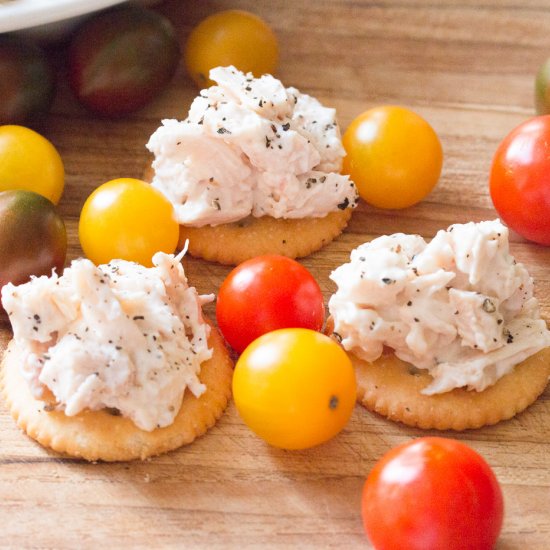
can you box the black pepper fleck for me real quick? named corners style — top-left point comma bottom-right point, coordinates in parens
top-left (337, 197), bottom-right (350, 210)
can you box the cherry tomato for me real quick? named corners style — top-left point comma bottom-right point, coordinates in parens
top-left (535, 58), bottom-right (550, 115)
top-left (233, 328), bottom-right (356, 450)
top-left (0, 190), bottom-right (66, 291)
top-left (185, 9), bottom-right (278, 88)
top-left (362, 437), bottom-right (504, 550)
top-left (0, 125), bottom-right (64, 204)
top-left (79, 178), bottom-right (179, 266)
top-left (343, 106), bottom-right (443, 209)
top-left (216, 255), bottom-right (325, 353)
top-left (489, 115), bottom-right (550, 245)
top-left (68, 6), bottom-right (180, 117)
top-left (0, 36), bottom-right (55, 125)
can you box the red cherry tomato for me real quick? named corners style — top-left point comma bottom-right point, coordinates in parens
top-left (489, 115), bottom-right (550, 245)
top-left (216, 255), bottom-right (325, 353)
top-left (361, 437), bottom-right (504, 550)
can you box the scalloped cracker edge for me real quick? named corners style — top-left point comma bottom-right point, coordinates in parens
top-left (0, 323), bottom-right (233, 461)
top-left (352, 347), bottom-right (550, 431)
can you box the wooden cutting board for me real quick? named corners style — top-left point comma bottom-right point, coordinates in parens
top-left (1, 1), bottom-right (549, 547)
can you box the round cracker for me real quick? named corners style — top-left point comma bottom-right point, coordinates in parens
top-left (143, 164), bottom-right (353, 265)
top-left (0, 324), bottom-right (233, 461)
top-left (178, 209), bottom-right (352, 265)
top-left (325, 316), bottom-right (550, 430)
top-left (352, 348), bottom-right (550, 431)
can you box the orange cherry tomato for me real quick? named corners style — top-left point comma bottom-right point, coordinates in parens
top-left (185, 9), bottom-right (278, 88)
top-left (343, 106), bottom-right (443, 209)
top-left (0, 125), bottom-right (64, 204)
top-left (233, 328), bottom-right (356, 450)
top-left (79, 178), bottom-right (179, 266)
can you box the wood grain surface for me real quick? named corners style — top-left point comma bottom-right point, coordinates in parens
top-left (1, 1), bottom-right (550, 548)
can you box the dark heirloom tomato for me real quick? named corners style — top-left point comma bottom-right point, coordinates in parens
top-left (67, 6), bottom-right (180, 117)
top-left (0, 190), bottom-right (67, 291)
top-left (489, 115), bottom-right (550, 245)
top-left (361, 437), bottom-right (504, 550)
top-left (0, 36), bottom-right (55, 125)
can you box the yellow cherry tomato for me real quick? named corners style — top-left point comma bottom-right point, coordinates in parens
top-left (0, 125), bottom-right (64, 204)
top-left (342, 106), bottom-right (443, 209)
top-left (233, 328), bottom-right (357, 450)
top-left (79, 178), bottom-right (179, 266)
top-left (184, 9), bottom-right (278, 88)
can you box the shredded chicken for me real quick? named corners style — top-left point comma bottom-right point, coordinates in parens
top-left (2, 251), bottom-right (212, 431)
top-left (328, 220), bottom-right (550, 394)
top-left (146, 66), bottom-right (358, 227)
